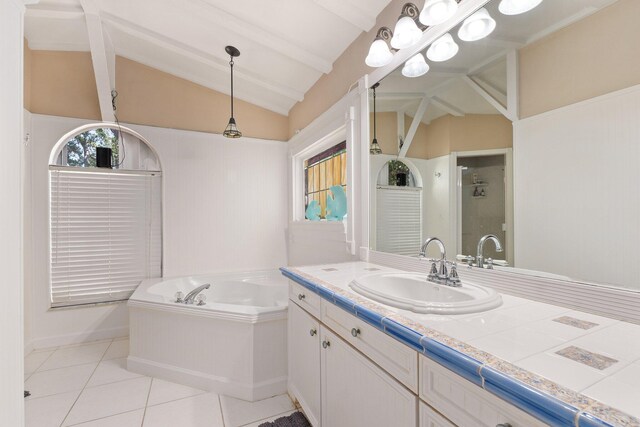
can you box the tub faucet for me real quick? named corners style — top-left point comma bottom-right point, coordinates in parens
top-left (476, 235), bottom-right (503, 269)
top-left (183, 284), bottom-right (210, 304)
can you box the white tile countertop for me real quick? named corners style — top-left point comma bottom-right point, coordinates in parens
top-left (281, 261), bottom-right (640, 427)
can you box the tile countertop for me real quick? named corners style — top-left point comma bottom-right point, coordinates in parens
top-left (281, 261), bottom-right (640, 427)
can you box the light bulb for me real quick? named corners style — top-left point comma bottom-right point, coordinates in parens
top-left (402, 53), bottom-right (430, 78)
top-left (499, 0), bottom-right (543, 15)
top-left (391, 16), bottom-right (423, 49)
top-left (426, 33), bottom-right (459, 62)
top-left (420, 0), bottom-right (458, 26)
top-left (458, 8), bottom-right (496, 42)
top-left (365, 39), bottom-right (394, 67)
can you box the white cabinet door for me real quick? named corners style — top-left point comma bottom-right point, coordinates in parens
top-left (321, 328), bottom-right (417, 427)
top-left (288, 302), bottom-right (321, 426)
top-left (420, 401), bottom-right (456, 427)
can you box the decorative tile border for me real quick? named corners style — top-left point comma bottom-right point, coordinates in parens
top-left (553, 316), bottom-right (599, 330)
top-left (280, 267), bottom-right (640, 427)
top-left (556, 346), bottom-right (618, 370)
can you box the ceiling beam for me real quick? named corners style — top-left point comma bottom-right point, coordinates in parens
top-left (79, 0), bottom-right (114, 122)
top-left (430, 97), bottom-right (465, 117)
top-left (189, 0), bottom-right (333, 74)
top-left (376, 92), bottom-right (424, 101)
top-left (312, 0), bottom-right (376, 32)
top-left (462, 75), bottom-right (510, 120)
top-left (399, 97), bottom-right (430, 158)
top-left (506, 49), bottom-right (519, 121)
top-left (102, 13), bottom-right (305, 103)
top-left (397, 111), bottom-right (405, 152)
top-left (25, 3), bottom-right (84, 19)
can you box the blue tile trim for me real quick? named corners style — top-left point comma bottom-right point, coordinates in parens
top-left (317, 285), bottom-right (335, 303)
top-left (481, 366), bottom-right (579, 427)
top-left (333, 293), bottom-right (356, 314)
top-left (355, 305), bottom-right (385, 328)
top-left (382, 318), bottom-right (424, 352)
top-left (577, 412), bottom-right (616, 427)
top-left (421, 337), bottom-right (483, 386)
top-left (280, 268), bottom-right (318, 293)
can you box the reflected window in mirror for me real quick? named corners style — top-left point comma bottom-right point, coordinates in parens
top-left (304, 141), bottom-right (347, 220)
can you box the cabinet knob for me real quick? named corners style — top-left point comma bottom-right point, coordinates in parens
top-left (351, 327), bottom-right (361, 337)
top-left (298, 293), bottom-right (305, 301)
top-left (309, 329), bottom-right (317, 336)
top-left (322, 340), bottom-right (330, 349)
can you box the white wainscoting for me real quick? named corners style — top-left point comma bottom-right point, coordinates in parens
top-left (513, 84), bottom-right (640, 291)
top-left (25, 114), bottom-right (288, 348)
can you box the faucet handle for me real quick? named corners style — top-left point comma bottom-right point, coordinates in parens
top-left (447, 262), bottom-right (462, 286)
top-left (456, 254), bottom-right (475, 267)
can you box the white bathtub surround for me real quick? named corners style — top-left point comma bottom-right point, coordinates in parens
top-left (284, 261), bottom-right (640, 425)
top-left (128, 270), bottom-right (288, 401)
top-left (24, 338), bottom-right (295, 427)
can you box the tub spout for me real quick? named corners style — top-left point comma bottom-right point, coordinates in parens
top-left (183, 284), bottom-right (210, 304)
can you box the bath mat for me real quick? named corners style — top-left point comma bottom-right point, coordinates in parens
top-left (258, 411), bottom-right (311, 427)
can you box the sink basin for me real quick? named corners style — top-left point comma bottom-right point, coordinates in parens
top-left (349, 272), bottom-right (502, 315)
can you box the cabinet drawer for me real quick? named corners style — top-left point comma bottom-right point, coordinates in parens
top-left (420, 356), bottom-right (545, 427)
top-left (420, 401), bottom-right (456, 427)
top-left (289, 281), bottom-right (321, 318)
top-left (321, 300), bottom-right (418, 393)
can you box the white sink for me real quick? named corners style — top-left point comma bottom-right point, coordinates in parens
top-left (349, 272), bottom-right (502, 315)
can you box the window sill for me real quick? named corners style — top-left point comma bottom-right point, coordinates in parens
top-left (49, 299), bottom-right (129, 311)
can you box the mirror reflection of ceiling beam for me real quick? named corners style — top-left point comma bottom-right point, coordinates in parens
top-left (376, 92), bottom-right (425, 101)
top-left (25, 4), bottom-right (85, 20)
top-left (397, 111), bottom-right (405, 151)
top-left (506, 50), bottom-right (519, 121)
top-left (79, 0), bottom-right (115, 122)
top-left (462, 75), bottom-right (511, 121)
top-left (311, 0), bottom-right (376, 33)
top-left (399, 97), bottom-right (430, 158)
top-left (430, 97), bottom-right (464, 117)
top-left (481, 35), bottom-right (525, 50)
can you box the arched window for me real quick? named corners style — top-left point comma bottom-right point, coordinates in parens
top-left (49, 125), bottom-right (162, 307)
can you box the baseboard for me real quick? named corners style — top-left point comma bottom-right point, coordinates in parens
top-left (127, 356), bottom-right (287, 401)
top-left (30, 326), bottom-right (129, 350)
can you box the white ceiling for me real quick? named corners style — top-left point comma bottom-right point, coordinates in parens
top-left (376, 0), bottom-right (618, 124)
top-left (24, 0), bottom-right (393, 115)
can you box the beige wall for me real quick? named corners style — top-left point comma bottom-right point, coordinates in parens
top-left (369, 112), bottom-right (398, 155)
top-left (24, 50), bottom-right (288, 141)
top-left (115, 57), bottom-right (288, 141)
top-left (406, 115), bottom-right (450, 160)
top-left (519, 0), bottom-right (640, 118)
top-left (289, 0), bottom-right (408, 138)
top-left (29, 50), bottom-right (102, 120)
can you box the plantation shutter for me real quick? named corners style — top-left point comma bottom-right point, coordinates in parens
top-left (49, 166), bottom-right (162, 307)
top-left (376, 186), bottom-right (422, 256)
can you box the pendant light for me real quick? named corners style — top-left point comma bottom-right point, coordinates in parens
top-left (426, 33), bottom-right (459, 62)
top-left (366, 27), bottom-right (394, 68)
top-left (370, 83), bottom-right (382, 155)
top-left (499, 0), bottom-right (543, 15)
top-left (402, 53), bottom-right (430, 78)
top-left (223, 45), bottom-right (242, 138)
top-left (390, 3), bottom-right (424, 50)
top-left (420, 0), bottom-right (459, 26)
top-left (458, 8), bottom-right (496, 42)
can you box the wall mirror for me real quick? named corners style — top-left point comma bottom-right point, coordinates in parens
top-left (367, 0), bottom-right (640, 291)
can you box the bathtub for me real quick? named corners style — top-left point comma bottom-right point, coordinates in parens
top-left (127, 270), bottom-right (288, 401)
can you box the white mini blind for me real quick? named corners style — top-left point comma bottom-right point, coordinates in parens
top-left (376, 186), bottom-right (422, 256)
top-left (50, 166), bottom-right (162, 307)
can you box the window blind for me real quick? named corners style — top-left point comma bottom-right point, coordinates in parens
top-left (376, 186), bottom-right (422, 256)
top-left (49, 166), bottom-right (162, 307)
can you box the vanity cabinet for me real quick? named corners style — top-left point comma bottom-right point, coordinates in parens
top-left (287, 281), bottom-right (544, 427)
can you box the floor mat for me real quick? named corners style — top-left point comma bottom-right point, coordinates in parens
top-left (258, 411), bottom-right (311, 427)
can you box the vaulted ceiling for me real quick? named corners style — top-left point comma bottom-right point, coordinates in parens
top-left (24, 0), bottom-right (393, 116)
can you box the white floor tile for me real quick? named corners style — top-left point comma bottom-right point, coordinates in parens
top-left (605, 359), bottom-right (640, 387)
top-left (25, 362), bottom-right (97, 399)
top-left (582, 377), bottom-right (640, 418)
top-left (147, 378), bottom-right (205, 406)
top-left (565, 323), bottom-right (640, 362)
top-left (103, 339), bottom-right (129, 360)
top-left (468, 327), bottom-right (565, 362)
top-left (241, 410), bottom-right (297, 427)
top-left (220, 394), bottom-right (295, 427)
top-left (40, 342), bottom-right (111, 371)
top-left (86, 358), bottom-right (143, 387)
top-left (517, 352), bottom-right (608, 391)
top-left (64, 377), bottom-right (152, 426)
top-left (497, 301), bottom-right (570, 321)
top-left (432, 312), bottom-right (523, 341)
top-left (26, 390), bottom-right (80, 427)
top-left (67, 409), bottom-right (144, 427)
top-left (25, 349), bottom-right (55, 374)
top-left (143, 393), bottom-right (224, 427)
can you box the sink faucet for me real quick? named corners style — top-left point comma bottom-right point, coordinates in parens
top-left (420, 237), bottom-right (447, 280)
top-left (183, 283), bottom-right (210, 305)
top-left (476, 235), bottom-right (503, 269)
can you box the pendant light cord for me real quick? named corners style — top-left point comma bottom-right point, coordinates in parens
top-left (373, 85), bottom-right (377, 140)
top-left (229, 57), bottom-right (235, 119)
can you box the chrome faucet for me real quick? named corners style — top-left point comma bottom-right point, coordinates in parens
top-left (476, 235), bottom-right (503, 269)
top-left (419, 237), bottom-right (461, 287)
top-left (183, 283), bottom-right (210, 305)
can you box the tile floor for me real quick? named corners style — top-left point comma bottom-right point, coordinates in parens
top-left (24, 337), bottom-right (297, 427)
